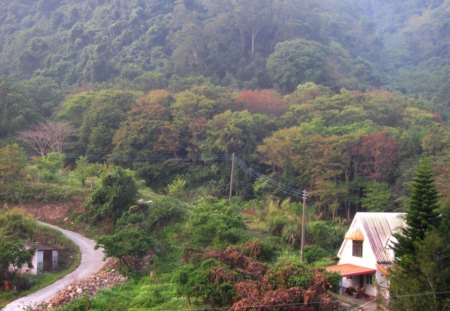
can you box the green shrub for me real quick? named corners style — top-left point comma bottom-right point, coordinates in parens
top-left (175, 259), bottom-right (236, 307)
top-left (303, 245), bottom-right (329, 263)
top-left (98, 196), bottom-right (186, 272)
top-left (167, 176), bottom-right (187, 198)
top-left (34, 152), bottom-right (65, 182)
top-left (270, 254), bottom-right (314, 289)
top-left (85, 167), bottom-right (137, 224)
top-left (188, 200), bottom-right (249, 248)
top-left (9, 182), bottom-right (83, 203)
top-left (324, 271), bottom-right (341, 293)
top-left (306, 220), bottom-right (346, 251)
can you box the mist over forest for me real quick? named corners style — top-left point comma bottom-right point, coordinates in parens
top-left (0, 0), bottom-right (449, 113)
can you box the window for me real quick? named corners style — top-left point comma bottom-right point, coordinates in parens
top-left (366, 274), bottom-right (373, 285)
top-left (352, 240), bottom-right (363, 257)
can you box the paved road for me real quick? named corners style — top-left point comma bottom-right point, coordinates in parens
top-left (2, 222), bottom-right (106, 311)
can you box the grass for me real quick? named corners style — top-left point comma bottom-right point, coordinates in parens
top-left (56, 242), bottom-right (190, 311)
top-left (57, 277), bottom-right (190, 311)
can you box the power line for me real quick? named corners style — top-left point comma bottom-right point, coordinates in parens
top-left (391, 290), bottom-right (450, 298)
top-left (152, 300), bottom-right (341, 311)
top-left (57, 153), bottom-right (230, 162)
top-left (233, 155), bottom-right (304, 198)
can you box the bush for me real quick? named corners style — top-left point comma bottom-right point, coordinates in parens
top-left (241, 239), bottom-right (281, 262)
top-left (306, 220), bottom-right (346, 251)
top-left (98, 196), bottom-right (187, 272)
top-left (167, 176), bottom-right (187, 198)
top-left (34, 152), bottom-right (65, 182)
top-left (175, 259), bottom-right (236, 307)
top-left (270, 254), bottom-right (314, 289)
top-left (85, 167), bottom-right (137, 224)
top-left (6, 182), bottom-right (84, 203)
top-left (303, 245), bottom-right (329, 263)
top-left (188, 200), bottom-right (249, 248)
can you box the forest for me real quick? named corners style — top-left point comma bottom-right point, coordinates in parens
top-left (1, 0), bottom-right (450, 310)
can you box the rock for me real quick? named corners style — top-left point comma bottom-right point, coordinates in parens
top-left (33, 259), bottom-right (128, 310)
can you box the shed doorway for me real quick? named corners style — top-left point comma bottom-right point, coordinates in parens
top-left (43, 250), bottom-right (53, 272)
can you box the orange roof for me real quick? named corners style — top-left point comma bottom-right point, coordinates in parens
top-left (326, 264), bottom-right (376, 277)
top-left (376, 263), bottom-right (391, 276)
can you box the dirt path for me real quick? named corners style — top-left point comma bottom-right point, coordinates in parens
top-left (2, 222), bottom-right (106, 311)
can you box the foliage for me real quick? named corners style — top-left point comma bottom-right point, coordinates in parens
top-left (391, 230), bottom-right (450, 311)
top-left (111, 90), bottom-right (173, 161)
top-left (391, 157), bottom-right (448, 310)
top-left (78, 90), bottom-right (140, 157)
top-left (6, 183), bottom-right (85, 203)
top-left (395, 157), bottom-right (440, 257)
top-left (187, 200), bottom-right (248, 249)
top-left (176, 259), bottom-right (236, 307)
top-left (361, 181), bottom-right (393, 212)
top-left (0, 210), bottom-right (80, 299)
top-left (0, 241), bottom-right (34, 280)
top-left (306, 221), bottom-right (346, 252)
top-left (303, 245), bottom-right (329, 264)
top-left (236, 89), bottom-right (288, 116)
top-left (0, 210), bottom-right (37, 242)
top-left (177, 248), bottom-right (336, 309)
top-left (0, 1), bottom-right (383, 92)
top-left (267, 39), bottom-right (328, 93)
top-left (270, 255), bottom-right (314, 289)
top-left (85, 167), bottom-right (137, 225)
top-left (0, 77), bottom-right (61, 140)
top-left (33, 152), bottom-right (65, 182)
top-left (97, 196), bottom-right (186, 272)
top-left (0, 144), bottom-right (27, 200)
top-left (96, 227), bottom-right (154, 271)
top-left (167, 176), bottom-right (187, 198)
top-left (74, 156), bottom-right (89, 186)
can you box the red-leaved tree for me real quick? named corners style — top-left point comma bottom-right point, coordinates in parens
top-left (354, 131), bottom-right (399, 182)
top-left (236, 89), bottom-right (288, 116)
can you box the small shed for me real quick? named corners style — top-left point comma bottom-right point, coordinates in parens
top-left (23, 242), bottom-right (59, 274)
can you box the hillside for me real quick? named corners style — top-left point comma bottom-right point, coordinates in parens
top-left (1, 1), bottom-right (448, 104)
top-left (1, 1), bottom-right (450, 310)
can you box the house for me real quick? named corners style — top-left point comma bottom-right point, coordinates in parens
top-left (20, 242), bottom-right (59, 274)
top-left (326, 212), bottom-right (406, 298)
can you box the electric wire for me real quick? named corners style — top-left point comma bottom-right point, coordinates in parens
top-left (233, 155), bottom-right (304, 198)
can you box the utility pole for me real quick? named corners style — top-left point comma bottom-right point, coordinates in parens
top-left (300, 189), bottom-right (308, 261)
top-left (229, 153), bottom-right (235, 203)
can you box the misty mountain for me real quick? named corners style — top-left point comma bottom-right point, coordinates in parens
top-left (0, 0), bottom-right (448, 113)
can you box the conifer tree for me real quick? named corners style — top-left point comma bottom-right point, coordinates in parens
top-left (395, 157), bottom-right (440, 258)
top-left (391, 157), bottom-right (447, 311)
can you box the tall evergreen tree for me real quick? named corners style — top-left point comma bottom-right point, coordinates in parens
top-left (391, 157), bottom-right (447, 311)
top-left (395, 157), bottom-right (440, 258)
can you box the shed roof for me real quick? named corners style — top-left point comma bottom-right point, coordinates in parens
top-left (25, 242), bottom-right (58, 251)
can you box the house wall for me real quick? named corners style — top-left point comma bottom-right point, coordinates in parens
top-left (36, 250), bottom-right (44, 274)
top-left (341, 274), bottom-right (376, 296)
top-left (14, 251), bottom-right (38, 275)
top-left (10, 247), bottom-right (59, 275)
top-left (52, 250), bottom-right (58, 271)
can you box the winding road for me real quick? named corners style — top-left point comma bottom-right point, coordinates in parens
top-left (2, 222), bottom-right (106, 311)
